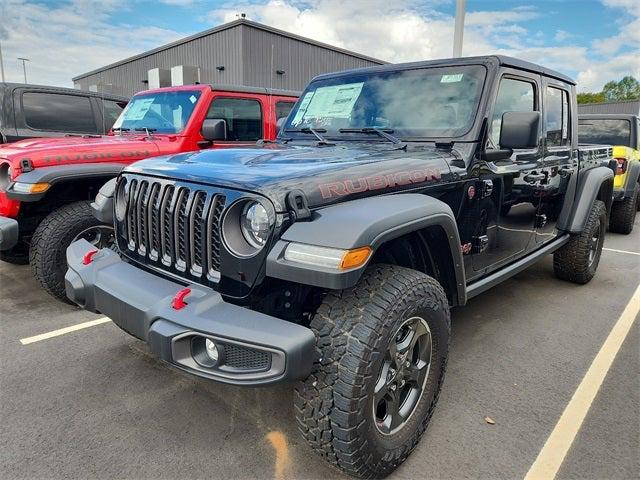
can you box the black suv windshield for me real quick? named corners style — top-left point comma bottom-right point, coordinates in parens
top-left (283, 65), bottom-right (486, 140)
top-left (112, 91), bottom-right (201, 134)
top-left (578, 118), bottom-right (631, 147)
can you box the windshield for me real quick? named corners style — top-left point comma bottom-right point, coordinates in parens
top-left (283, 65), bottom-right (486, 140)
top-left (578, 118), bottom-right (631, 147)
top-left (112, 91), bottom-right (201, 134)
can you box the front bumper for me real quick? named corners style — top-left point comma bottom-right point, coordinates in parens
top-left (0, 216), bottom-right (19, 250)
top-left (65, 239), bottom-right (316, 386)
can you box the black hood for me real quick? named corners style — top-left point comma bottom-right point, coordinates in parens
top-left (125, 143), bottom-right (458, 211)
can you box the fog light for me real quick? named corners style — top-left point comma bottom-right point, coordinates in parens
top-left (205, 339), bottom-right (219, 362)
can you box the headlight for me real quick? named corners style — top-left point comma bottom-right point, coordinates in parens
top-left (222, 199), bottom-right (274, 257)
top-left (241, 201), bottom-right (270, 248)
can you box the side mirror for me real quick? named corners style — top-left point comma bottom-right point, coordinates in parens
top-left (500, 111), bottom-right (541, 150)
top-left (276, 117), bottom-right (287, 135)
top-left (201, 119), bottom-right (227, 142)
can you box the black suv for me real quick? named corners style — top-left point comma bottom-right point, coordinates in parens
top-left (0, 83), bottom-right (128, 143)
top-left (66, 56), bottom-right (615, 478)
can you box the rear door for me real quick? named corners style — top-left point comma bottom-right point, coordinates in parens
top-left (532, 80), bottom-right (576, 244)
top-left (13, 89), bottom-right (99, 139)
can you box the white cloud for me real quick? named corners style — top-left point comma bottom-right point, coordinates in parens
top-left (209, 0), bottom-right (639, 93)
top-left (0, 0), bottom-right (185, 89)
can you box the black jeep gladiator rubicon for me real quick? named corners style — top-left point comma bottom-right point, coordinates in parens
top-left (66, 56), bottom-right (614, 478)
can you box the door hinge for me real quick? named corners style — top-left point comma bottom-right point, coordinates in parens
top-left (472, 234), bottom-right (490, 254)
top-left (535, 214), bottom-right (547, 228)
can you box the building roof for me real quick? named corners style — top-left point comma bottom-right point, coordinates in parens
top-left (72, 19), bottom-right (387, 81)
top-left (577, 100), bottom-right (640, 115)
top-left (312, 55), bottom-right (576, 85)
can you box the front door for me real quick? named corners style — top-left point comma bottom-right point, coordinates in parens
top-left (471, 72), bottom-right (543, 274)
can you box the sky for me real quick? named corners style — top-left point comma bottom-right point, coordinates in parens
top-left (0, 0), bottom-right (638, 93)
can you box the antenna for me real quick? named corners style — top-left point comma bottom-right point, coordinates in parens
top-left (17, 57), bottom-right (29, 83)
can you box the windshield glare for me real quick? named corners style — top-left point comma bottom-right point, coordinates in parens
top-left (284, 65), bottom-right (486, 139)
top-left (578, 119), bottom-right (631, 147)
top-left (112, 91), bottom-right (201, 134)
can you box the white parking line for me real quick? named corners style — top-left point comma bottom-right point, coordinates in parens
top-left (524, 284), bottom-right (640, 480)
top-left (603, 247), bottom-right (640, 256)
top-left (20, 317), bottom-right (111, 345)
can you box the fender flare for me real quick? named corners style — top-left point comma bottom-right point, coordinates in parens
top-left (557, 166), bottom-right (614, 234)
top-left (6, 163), bottom-right (125, 202)
top-left (91, 178), bottom-right (117, 224)
top-left (266, 193), bottom-right (466, 304)
top-left (622, 161), bottom-right (640, 197)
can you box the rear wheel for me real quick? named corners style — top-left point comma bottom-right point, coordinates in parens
top-left (294, 265), bottom-right (450, 478)
top-left (30, 201), bottom-right (114, 303)
top-left (553, 200), bottom-right (606, 284)
top-left (609, 187), bottom-right (637, 234)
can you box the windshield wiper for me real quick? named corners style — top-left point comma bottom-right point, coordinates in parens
top-left (339, 127), bottom-right (407, 149)
top-left (284, 127), bottom-right (335, 146)
top-left (134, 127), bottom-right (158, 138)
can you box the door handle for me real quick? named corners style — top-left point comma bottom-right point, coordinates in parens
top-left (523, 173), bottom-right (545, 184)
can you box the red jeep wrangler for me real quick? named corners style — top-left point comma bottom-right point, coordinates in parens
top-left (0, 84), bottom-right (298, 301)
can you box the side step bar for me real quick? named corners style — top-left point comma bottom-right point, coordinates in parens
top-left (466, 235), bottom-right (570, 300)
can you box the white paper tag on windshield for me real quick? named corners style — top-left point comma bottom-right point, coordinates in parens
top-left (189, 95), bottom-right (197, 104)
top-left (126, 97), bottom-right (155, 120)
top-left (440, 74), bottom-right (463, 83)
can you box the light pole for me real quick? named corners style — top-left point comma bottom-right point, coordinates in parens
top-left (17, 57), bottom-right (29, 83)
top-left (453, 0), bottom-right (466, 58)
top-left (0, 41), bottom-right (5, 82)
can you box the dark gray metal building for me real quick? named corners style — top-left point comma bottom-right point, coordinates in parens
top-left (73, 19), bottom-right (385, 97)
top-left (578, 100), bottom-right (640, 115)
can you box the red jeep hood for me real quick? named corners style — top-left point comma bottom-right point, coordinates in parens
top-left (0, 134), bottom-right (167, 171)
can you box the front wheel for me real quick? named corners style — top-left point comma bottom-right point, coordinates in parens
top-left (294, 265), bottom-right (450, 478)
top-left (30, 201), bottom-right (115, 303)
top-left (553, 199), bottom-right (606, 284)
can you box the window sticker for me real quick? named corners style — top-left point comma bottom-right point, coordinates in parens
top-left (189, 95), bottom-right (197, 104)
top-left (440, 74), bottom-right (464, 83)
top-left (126, 97), bottom-right (155, 120)
top-left (291, 82), bottom-right (364, 125)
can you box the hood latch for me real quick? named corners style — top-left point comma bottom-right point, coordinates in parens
top-left (286, 190), bottom-right (311, 222)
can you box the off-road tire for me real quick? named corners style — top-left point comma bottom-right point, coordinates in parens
top-left (30, 201), bottom-right (105, 303)
top-left (553, 200), bottom-right (606, 284)
top-left (294, 264), bottom-right (450, 478)
top-left (609, 187), bottom-right (637, 234)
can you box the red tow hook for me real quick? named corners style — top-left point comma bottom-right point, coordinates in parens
top-left (82, 249), bottom-right (99, 265)
top-left (171, 287), bottom-right (191, 310)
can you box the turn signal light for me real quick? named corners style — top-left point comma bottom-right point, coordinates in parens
top-left (12, 182), bottom-right (50, 194)
top-left (340, 246), bottom-right (373, 270)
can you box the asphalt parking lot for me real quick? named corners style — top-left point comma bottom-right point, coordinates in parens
top-left (1, 219), bottom-right (638, 480)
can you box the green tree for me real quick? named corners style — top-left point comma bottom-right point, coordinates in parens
top-left (602, 76), bottom-right (640, 101)
top-left (577, 92), bottom-right (606, 104)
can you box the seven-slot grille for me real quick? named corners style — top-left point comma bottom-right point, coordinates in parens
top-left (118, 178), bottom-right (226, 282)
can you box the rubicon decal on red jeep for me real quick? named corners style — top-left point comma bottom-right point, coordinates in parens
top-left (319, 167), bottom-right (442, 199)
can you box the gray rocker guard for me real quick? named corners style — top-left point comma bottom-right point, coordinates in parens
top-left (7, 163), bottom-right (125, 201)
top-left (557, 165), bottom-right (613, 234)
top-left (267, 193), bottom-right (466, 303)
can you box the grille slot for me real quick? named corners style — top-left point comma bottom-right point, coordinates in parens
top-left (223, 343), bottom-right (271, 371)
top-left (118, 179), bottom-right (226, 282)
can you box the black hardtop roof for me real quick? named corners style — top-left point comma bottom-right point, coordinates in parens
top-left (208, 84), bottom-right (301, 97)
top-left (312, 55), bottom-right (575, 85)
top-left (0, 82), bottom-right (129, 101)
top-left (579, 113), bottom-right (639, 121)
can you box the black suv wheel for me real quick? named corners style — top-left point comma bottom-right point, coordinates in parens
top-left (553, 199), bottom-right (606, 284)
top-left (294, 264), bottom-right (450, 478)
top-left (609, 186), bottom-right (638, 234)
top-left (30, 201), bottom-right (115, 303)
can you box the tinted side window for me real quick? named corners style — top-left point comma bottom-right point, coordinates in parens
top-left (207, 98), bottom-right (262, 141)
top-left (578, 119), bottom-right (631, 146)
top-left (545, 87), bottom-right (569, 147)
top-left (22, 92), bottom-right (97, 133)
top-left (491, 78), bottom-right (535, 146)
top-left (276, 101), bottom-right (295, 121)
top-left (100, 100), bottom-right (127, 131)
